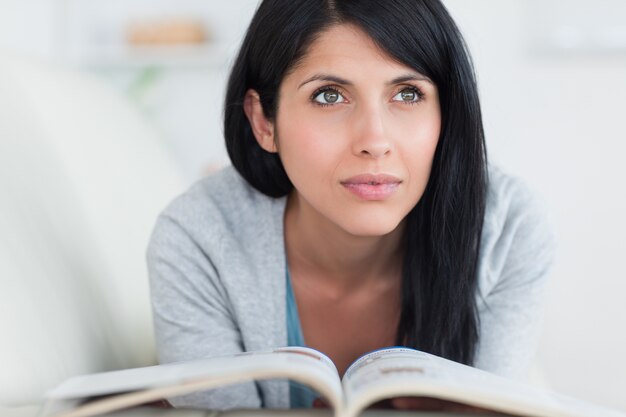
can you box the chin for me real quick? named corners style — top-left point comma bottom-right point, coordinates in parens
top-left (340, 216), bottom-right (404, 238)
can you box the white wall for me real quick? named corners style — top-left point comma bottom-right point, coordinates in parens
top-left (443, 0), bottom-right (626, 411)
top-left (0, 0), bottom-right (58, 59)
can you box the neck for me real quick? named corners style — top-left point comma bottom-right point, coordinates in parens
top-left (284, 191), bottom-right (405, 291)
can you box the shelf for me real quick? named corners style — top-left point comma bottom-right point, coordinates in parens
top-left (71, 42), bottom-right (236, 70)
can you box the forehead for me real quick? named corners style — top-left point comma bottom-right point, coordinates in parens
top-left (287, 24), bottom-right (416, 82)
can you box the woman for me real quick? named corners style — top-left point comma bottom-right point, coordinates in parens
top-left (147, 0), bottom-right (555, 410)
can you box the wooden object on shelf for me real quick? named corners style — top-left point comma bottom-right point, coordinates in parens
top-left (127, 18), bottom-right (209, 46)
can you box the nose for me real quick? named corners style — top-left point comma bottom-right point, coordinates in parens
top-left (351, 104), bottom-right (392, 159)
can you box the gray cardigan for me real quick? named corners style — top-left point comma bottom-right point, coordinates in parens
top-left (146, 164), bottom-right (556, 410)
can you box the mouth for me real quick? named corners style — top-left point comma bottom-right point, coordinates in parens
top-left (340, 174), bottom-right (402, 201)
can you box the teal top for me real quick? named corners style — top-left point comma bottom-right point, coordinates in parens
top-left (286, 268), bottom-right (319, 408)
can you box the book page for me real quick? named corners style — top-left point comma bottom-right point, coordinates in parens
top-left (340, 347), bottom-right (626, 417)
top-left (42, 347), bottom-right (343, 417)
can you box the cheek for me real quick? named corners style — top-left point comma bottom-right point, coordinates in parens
top-left (276, 108), bottom-right (346, 171)
top-left (393, 107), bottom-right (441, 193)
top-left (395, 107), bottom-right (441, 153)
top-left (280, 123), bottom-right (321, 156)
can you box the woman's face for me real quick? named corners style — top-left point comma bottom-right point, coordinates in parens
top-left (251, 24), bottom-right (441, 237)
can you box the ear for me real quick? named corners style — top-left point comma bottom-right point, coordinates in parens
top-left (243, 89), bottom-right (277, 153)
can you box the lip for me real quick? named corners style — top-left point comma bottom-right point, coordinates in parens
top-left (340, 174), bottom-right (402, 201)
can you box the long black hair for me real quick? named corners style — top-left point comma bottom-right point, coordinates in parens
top-left (224, 0), bottom-right (487, 365)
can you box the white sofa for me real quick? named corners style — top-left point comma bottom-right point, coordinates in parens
top-left (0, 52), bottom-right (185, 416)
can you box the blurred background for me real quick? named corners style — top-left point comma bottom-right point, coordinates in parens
top-left (0, 0), bottom-right (624, 413)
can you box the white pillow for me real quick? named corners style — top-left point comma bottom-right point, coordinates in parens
top-left (0, 53), bottom-right (185, 406)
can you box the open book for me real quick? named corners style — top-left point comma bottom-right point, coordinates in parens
top-left (42, 346), bottom-right (624, 417)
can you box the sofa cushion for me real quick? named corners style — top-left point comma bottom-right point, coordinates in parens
top-left (0, 53), bottom-right (184, 406)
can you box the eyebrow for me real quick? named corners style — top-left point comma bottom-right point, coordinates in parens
top-left (391, 74), bottom-right (433, 85)
top-left (297, 73), bottom-right (433, 89)
top-left (298, 74), bottom-right (351, 89)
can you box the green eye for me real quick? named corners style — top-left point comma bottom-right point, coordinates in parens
top-left (323, 91), bottom-right (339, 103)
top-left (401, 90), bottom-right (416, 101)
top-left (393, 87), bottom-right (422, 103)
top-left (313, 88), bottom-right (346, 105)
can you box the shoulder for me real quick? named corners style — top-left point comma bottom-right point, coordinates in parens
top-left (165, 165), bottom-right (279, 224)
top-left (477, 164), bottom-right (557, 298)
top-left (147, 165), bottom-right (286, 258)
top-left (484, 165), bottom-right (546, 226)
top-left (483, 164), bottom-right (554, 243)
